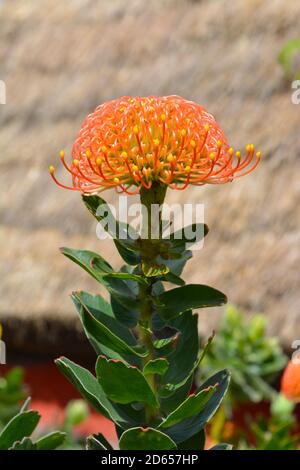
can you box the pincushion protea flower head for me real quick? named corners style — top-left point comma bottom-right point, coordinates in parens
top-left (281, 360), bottom-right (300, 403)
top-left (50, 95), bottom-right (261, 195)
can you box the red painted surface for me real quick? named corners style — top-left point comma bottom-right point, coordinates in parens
top-left (1, 362), bottom-right (117, 442)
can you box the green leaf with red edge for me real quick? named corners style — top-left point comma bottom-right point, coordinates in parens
top-left (143, 358), bottom-right (169, 376)
top-left (96, 356), bottom-right (159, 408)
top-left (72, 291), bottom-right (147, 360)
top-left (55, 356), bottom-right (143, 428)
top-left (160, 331), bottom-right (215, 397)
top-left (61, 247), bottom-right (146, 291)
top-left (156, 284), bottom-right (227, 321)
top-left (159, 385), bottom-right (217, 429)
top-left (119, 427), bottom-right (176, 451)
top-left (163, 369), bottom-right (230, 444)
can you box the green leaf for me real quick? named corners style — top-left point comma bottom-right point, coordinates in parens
top-left (160, 312), bottom-right (199, 392)
top-left (0, 410), bottom-right (40, 450)
top-left (159, 332), bottom-right (214, 413)
top-left (156, 250), bottom-right (192, 276)
top-left (20, 397), bottom-right (31, 413)
top-left (110, 293), bottom-right (139, 328)
top-left (210, 443), bottom-right (233, 450)
top-left (86, 433), bottom-right (113, 450)
top-left (82, 195), bottom-right (140, 265)
top-left (35, 432), bottom-right (66, 450)
top-left (56, 357), bottom-right (143, 427)
top-left (178, 429), bottom-right (205, 450)
top-left (152, 331), bottom-right (180, 351)
top-left (160, 377), bottom-right (193, 415)
top-left (156, 284), bottom-right (227, 321)
top-left (160, 385), bottom-right (217, 429)
top-left (9, 437), bottom-right (37, 450)
top-left (164, 223), bottom-right (209, 251)
top-left (161, 271), bottom-right (185, 286)
top-left (164, 370), bottom-right (230, 444)
top-left (73, 292), bottom-right (146, 359)
top-left (96, 356), bottom-right (159, 408)
top-left (143, 358), bottom-right (169, 376)
top-left (61, 247), bottom-right (141, 294)
top-left (62, 248), bottom-right (141, 327)
top-left (119, 427), bottom-right (176, 450)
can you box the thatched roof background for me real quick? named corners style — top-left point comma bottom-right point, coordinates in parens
top-left (1, 0), bottom-right (300, 357)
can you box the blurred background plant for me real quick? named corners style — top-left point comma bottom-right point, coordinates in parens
top-left (200, 305), bottom-right (287, 409)
top-left (0, 367), bottom-right (90, 449)
top-left (0, 367), bottom-right (28, 430)
top-left (60, 399), bottom-right (89, 450)
top-left (278, 38), bottom-right (300, 80)
top-left (238, 394), bottom-right (300, 450)
top-left (199, 306), bottom-right (300, 450)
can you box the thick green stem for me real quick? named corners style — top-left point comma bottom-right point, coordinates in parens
top-left (138, 182), bottom-right (167, 424)
top-left (140, 183), bottom-right (167, 240)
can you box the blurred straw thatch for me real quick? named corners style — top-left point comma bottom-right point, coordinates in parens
top-left (0, 0), bottom-right (300, 358)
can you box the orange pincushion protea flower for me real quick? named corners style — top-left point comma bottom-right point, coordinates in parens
top-left (50, 95), bottom-right (261, 194)
top-left (281, 361), bottom-right (300, 403)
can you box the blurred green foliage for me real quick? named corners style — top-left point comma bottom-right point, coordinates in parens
top-left (240, 394), bottom-right (299, 450)
top-left (200, 305), bottom-right (287, 406)
top-left (0, 367), bottom-right (28, 430)
top-left (278, 38), bottom-right (300, 80)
